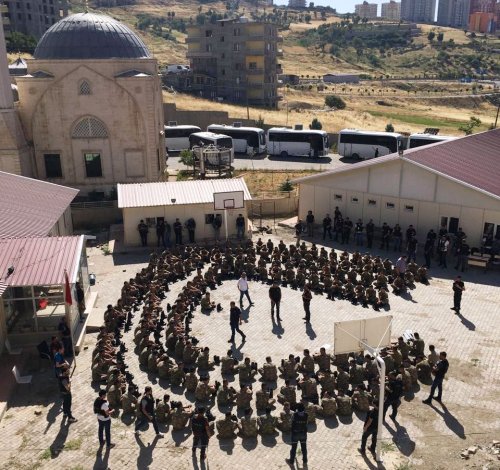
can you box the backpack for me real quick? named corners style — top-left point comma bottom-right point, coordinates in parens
top-left (94, 398), bottom-right (106, 416)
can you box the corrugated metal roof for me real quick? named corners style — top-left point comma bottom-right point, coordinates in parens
top-left (0, 236), bottom-right (83, 295)
top-left (118, 178), bottom-right (252, 208)
top-left (292, 129), bottom-right (500, 200)
top-left (0, 171), bottom-right (79, 237)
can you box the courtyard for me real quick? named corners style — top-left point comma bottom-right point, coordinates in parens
top-left (0, 224), bottom-right (499, 470)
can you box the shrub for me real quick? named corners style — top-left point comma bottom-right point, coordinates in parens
top-left (385, 123), bottom-right (395, 132)
top-left (310, 118), bottom-right (323, 130)
top-left (324, 94), bottom-right (346, 109)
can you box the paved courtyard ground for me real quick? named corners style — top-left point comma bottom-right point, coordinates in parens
top-left (1, 224), bottom-right (499, 470)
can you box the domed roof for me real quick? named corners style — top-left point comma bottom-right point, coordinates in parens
top-left (34, 12), bottom-right (151, 60)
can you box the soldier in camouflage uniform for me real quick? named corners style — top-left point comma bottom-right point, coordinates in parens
top-left (349, 360), bottom-right (365, 387)
top-left (304, 401), bottom-right (321, 425)
top-left (238, 408), bottom-right (259, 438)
top-left (156, 394), bottom-right (172, 423)
top-left (107, 383), bottom-right (122, 409)
top-left (336, 390), bottom-right (353, 416)
top-left (216, 412), bottom-right (238, 439)
top-left (121, 386), bottom-right (138, 415)
top-left (185, 370), bottom-right (199, 393)
top-left (217, 379), bottom-right (237, 408)
top-left (278, 401), bottom-right (293, 432)
top-left (398, 365), bottom-right (412, 393)
top-left (196, 347), bottom-right (214, 371)
top-left (277, 379), bottom-right (297, 406)
top-left (415, 355), bottom-right (432, 383)
top-left (237, 357), bottom-right (257, 386)
top-left (158, 355), bottom-right (174, 380)
top-left (195, 376), bottom-right (217, 402)
top-left (258, 408), bottom-right (278, 435)
top-left (236, 385), bottom-right (253, 410)
top-left (391, 346), bottom-right (403, 369)
top-left (336, 366), bottom-right (350, 394)
top-left (319, 391), bottom-right (337, 417)
top-left (171, 403), bottom-right (193, 431)
top-left (221, 350), bottom-right (237, 375)
top-left (255, 382), bottom-right (276, 411)
top-left (170, 361), bottom-right (186, 387)
top-left (313, 347), bottom-right (333, 372)
top-left (298, 349), bottom-right (316, 376)
top-left (279, 354), bottom-right (298, 380)
top-left (352, 385), bottom-right (371, 412)
top-left (259, 356), bottom-right (278, 382)
top-left (147, 348), bottom-right (160, 373)
top-left (298, 373), bottom-right (319, 404)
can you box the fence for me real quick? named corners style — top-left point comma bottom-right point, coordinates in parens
top-left (249, 191), bottom-right (299, 230)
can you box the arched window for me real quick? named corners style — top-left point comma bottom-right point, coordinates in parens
top-left (79, 80), bottom-right (91, 95)
top-left (72, 117), bottom-right (108, 139)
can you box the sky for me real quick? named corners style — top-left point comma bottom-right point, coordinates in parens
top-left (272, 0), bottom-right (389, 14)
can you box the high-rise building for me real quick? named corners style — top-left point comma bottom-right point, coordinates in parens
top-left (470, 0), bottom-right (496, 13)
top-left (186, 18), bottom-right (282, 108)
top-left (468, 11), bottom-right (497, 31)
top-left (355, 1), bottom-right (379, 18)
top-left (288, 0), bottom-right (306, 7)
top-left (437, 0), bottom-right (471, 27)
top-left (401, 0), bottom-right (437, 22)
top-left (381, 1), bottom-right (402, 19)
top-left (0, 0), bottom-right (68, 39)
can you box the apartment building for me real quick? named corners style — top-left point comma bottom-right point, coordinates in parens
top-left (401, 0), bottom-right (436, 22)
top-left (186, 18), bottom-right (282, 108)
top-left (469, 11), bottom-right (497, 31)
top-left (381, 1), bottom-right (402, 19)
top-left (288, 0), bottom-right (306, 7)
top-left (470, 0), bottom-right (496, 13)
top-left (1, 0), bottom-right (68, 39)
top-left (437, 0), bottom-right (471, 27)
top-left (355, 1), bottom-right (379, 18)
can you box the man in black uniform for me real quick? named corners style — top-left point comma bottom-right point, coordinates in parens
top-left (295, 219), bottom-right (303, 246)
top-left (137, 220), bottom-right (149, 247)
top-left (135, 386), bottom-right (164, 437)
top-left (423, 351), bottom-right (449, 404)
top-left (286, 402), bottom-right (308, 466)
top-left (228, 301), bottom-right (246, 343)
top-left (306, 210), bottom-right (315, 237)
top-left (359, 401), bottom-right (379, 457)
top-left (173, 218), bottom-right (183, 245)
top-left (322, 214), bottom-right (332, 240)
top-left (185, 218), bottom-right (196, 244)
top-left (451, 276), bottom-right (465, 314)
top-left (383, 372), bottom-right (403, 421)
top-left (191, 407), bottom-right (211, 461)
top-left (269, 281), bottom-right (282, 322)
top-left (366, 219), bottom-right (375, 249)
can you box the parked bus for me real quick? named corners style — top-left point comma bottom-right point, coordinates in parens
top-left (164, 124), bottom-right (201, 152)
top-left (267, 127), bottom-right (329, 158)
top-left (408, 133), bottom-right (457, 149)
top-left (338, 129), bottom-right (404, 159)
top-left (189, 132), bottom-right (234, 161)
top-left (207, 124), bottom-right (266, 154)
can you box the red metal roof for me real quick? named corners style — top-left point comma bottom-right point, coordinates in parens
top-left (0, 171), bottom-right (79, 237)
top-left (0, 236), bottom-right (83, 295)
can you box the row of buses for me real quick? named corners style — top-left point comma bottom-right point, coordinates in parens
top-left (164, 123), bottom-right (456, 160)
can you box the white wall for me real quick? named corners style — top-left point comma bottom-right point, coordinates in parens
top-left (123, 203), bottom-right (249, 246)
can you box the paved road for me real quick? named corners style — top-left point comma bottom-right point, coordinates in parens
top-left (167, 152), bottom-right (348, 171)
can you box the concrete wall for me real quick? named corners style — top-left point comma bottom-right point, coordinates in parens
top-left (123, 203), bottom-right (250, 246)
top-left (71, 204), bottom-right (122, 230)
top-left (298, 159), bottom-right (500, 245)
top-left (48, 206), bottom-right (75, 236)
top-left (249, 194), bottom-right (298, 218)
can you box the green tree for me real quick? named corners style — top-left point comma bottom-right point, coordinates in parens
top-left (324, 94), bottom-right (346, 109)
top-left (305, 14), bottom-right (312, 23)
top-left (437, 32), bottom-right (444, 43)
top-left (279, 179), bottom-right (295, 192)
top-left (310, 118), bottom-right (323, 130)
top-left (179, 149), bottom-right (195, 167)
top-left (385, 123), bottom-right (395, 132)
top-left (458, 117), bottom-right (481, 135)
top-left (427, 31), bottom-right (435, 42)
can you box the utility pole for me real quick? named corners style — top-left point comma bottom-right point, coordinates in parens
top-left (495, 101), bottom-right (500, 129)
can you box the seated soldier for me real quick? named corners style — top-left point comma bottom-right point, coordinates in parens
top-left (415, 355), bottom-right (432, 383)
top-left (200, 293), bottom-right (216, 313)
top-left (304, 400), bottom-right (321, 425)
top-left (196, 347), bottom-right (215, 371)
top-left (238, 407), bottom-right (259, 438)
top-left (279, 354), bottom-right (299, 380)
top-left (194, 376), bottom-right (218, 402)
top-left (391, 275), bottom-right (405, 296)
top-left (257, 407), bottom-right (278, 435)
top-left (221, 350), bottom-right (237, 375)
top-left (185, 369), bottom-right (199, 393)
top-left (277, 401), bottom-right (293, 432)
top-left (319, 391), bottom-right (338, 417)
top-left (336, 390), bottom-right (353, 416)
top-left (277, 379), bottom-right (297, 406)
top-left (236, 385), bottom-right (253, 410)
top-left (298, 373), bottom-right (319, 405)
top-left (121, 386), bottom-right (139, 415)
top-left (237, 357), bottom-right (257, 386)
top-left (217, 379), bottom-right (237, 408)
top-left (255, 382), bottom-right (276, 411)
top-left (216, 412), bottom-right (239, 439)
top-left (314, 347), bottom-right (333, 373)
top-left (298, 349), bottom-right (315, 376)
top-left (259, 356), bottom-right (278, 382)
top-left (416, 266), bottom-right (429, 284)
top-left (171, 402), bottom-right (193, 431)
top-left (351, 384), bottom-right (371, 412)
top-left (156, 394), bottom-right (172, 423)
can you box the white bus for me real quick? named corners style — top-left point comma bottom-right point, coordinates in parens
top-left (338, 129), bottom-right (404, 159)
top-left (164, 124), bottom-right (201, 152)
top-left (207, 124), bottom-right (266, 154)
top-left (267, 127), bottom-right (329, 158)
top-left (189, 132), bottom-right (234, 160)
top-left (408, 133), bottom-right (457, 149)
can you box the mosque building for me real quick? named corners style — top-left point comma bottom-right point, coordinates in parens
top-left (1, 12), bottom-right (166, 196)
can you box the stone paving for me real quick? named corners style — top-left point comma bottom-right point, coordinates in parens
top-left (0, 226), bottom-right (499, 470)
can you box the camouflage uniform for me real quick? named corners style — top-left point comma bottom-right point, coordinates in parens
top-left (278, 410), bottom-right (293, 432)
top-left (221, 356), bottom-right (236, 375)
top-left (299, 355), bottom-right (316, 375)
top-left (320, 397), bottom-right (337, 417)
top-left (349, 364), bottom-right (365, 387)
top-left (336, 369), bottom-right (350, 393)
top-left (171, 407), bottom-right (192, 430)
top-left (416, 359), bottom-right (432, 383)
top-left (314, 353), bottom-right (333, 372)
top-left (239, 416), bottom-right (258, 438)
top-left (121, 392), bottom-right (138, 414)
top-left (194, 382), bottom-right (214, 402)
top-left (185, 372), bottom-right (199, 393)
top-left (259, 362), bottom-right (278, 382)
top-left (304, 402), bottom-right (320, 424)
top-left (170, 365), bottom-right (185, 386)
top-left (255, 390), bottom-right (275, 410)
top-left (156, 401), bottom-right (171, 423)
top-left (107, 384), bottom-right (122, 408)
top-left (399, 369), bottom-right (412, 392)
top-left (216, 416), bottom-right (238, 438)
top-left (236, 389), bottom-right (253, 409)
top-left (279, 359), bottom-right (298, 380)
top-left (336, 395), bottom-right (352, 416)
top-left (147, 352), bottom-right (159, 373)
top-left (257, 414), bottom-right (278, 435)
top-left (217, 386), bottom-right (237, 407)
top-left (277, 385), bottom-right (297, 405)
top-left (319, 372), bottom-right (336, 395)
top-left (196, 352), bottom-right (213, 371)
top-left (352, 390), bottom-right (371, 412)
top-left (238, 362), bottom-right (256, 384)
top-left (158, 360), bottom-right (172, 380)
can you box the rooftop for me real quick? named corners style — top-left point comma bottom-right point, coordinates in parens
top-left (118, 179), bottom-right (252, 209)
top-left (0, 236), bottom-right (84, 295)
top-left (0, 171), bottom-right (78, 237)
top-left (293, 128), bottom-right (500, 200)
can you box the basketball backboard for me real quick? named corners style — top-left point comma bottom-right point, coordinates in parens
top-left (333, 315), bottom-right (392, 355)
top-left (214, 191), bottom-right (244, 210)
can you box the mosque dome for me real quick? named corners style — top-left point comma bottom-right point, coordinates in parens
top-left (33, 12), bottom-right (151, 60)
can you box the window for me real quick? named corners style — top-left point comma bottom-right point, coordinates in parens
top-left (72, 117), bottom-right (108, 139)
top-left (404, 205), bottom-right (414, 212)
top-left (386, 202), bottom-right (395, 210)
top-left (249, 62), bottom-right (257, 69)
top-left (368, 199), bottom-right (377, 206)
top-left (205, 30), bottom-right (212, 37)
top-left (334, 194), bottom-right (343, 201)
top-left (351, 196), bottom-right (359, 204)
top-left (79, 80), bottom-right (91, 95)
top-left (44, 153), bottom-right (62, 178)
top-left (206, 44), bottom-right (212, 52)
top-left (233, 43), bottom-right (240, 52)
top-left (234, 28), bottom-right (240, 36)
top-left (84, 153), bottom-right (102, 177)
